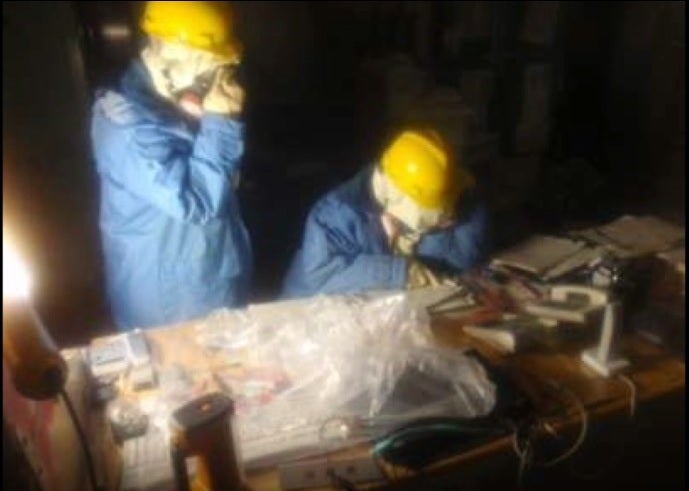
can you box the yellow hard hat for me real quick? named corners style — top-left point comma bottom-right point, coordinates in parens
top-left (140, 1), bottom-right (242, 62)
top-left (380, 130), bottom-right (473, 211)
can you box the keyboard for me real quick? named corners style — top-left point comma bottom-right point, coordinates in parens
top-left (241, 426), bottom-right (325, 470)
top-left (120, 423), bottom-right (353, 484)
top-left (120, 428), bottom-right (174, 491)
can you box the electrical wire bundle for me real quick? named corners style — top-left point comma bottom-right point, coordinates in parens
top-left (312, 370), bottom-right (637, 490)
top-left (509, 377), bottom-right (589, 489)
top-left (370, 374), bottom-right (591, 489)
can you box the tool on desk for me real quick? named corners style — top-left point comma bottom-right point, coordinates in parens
top-left (108, 399), bottom-right (149, 441)
top-left (126, 330), bottom-right (157, 390)
top-left (463, 275), bottom-right (486, 298)
top-left (93, 379), bottom-right (119, 403)
top-left (88, 330), bottom-right (157, 391)
top-left (170, 392), bottom-right (244, 491)
top-left (424, 273), bottom-right (512, 317)
top-left (88, 335), bottom-right (129, 379)
top-left (470, 273), bottom-right (516, 313)
top-left (127, 329), bottom-right (152, 366)
top-left (492, 266), bottom-right (543, 299)
top-left (524, 285), bottom-right (610, 324)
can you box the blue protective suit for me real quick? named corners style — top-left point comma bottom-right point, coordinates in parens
top-left (91, 61), bottom-right (252, 330)
top-left (282, 166), bottom-right (491, 298)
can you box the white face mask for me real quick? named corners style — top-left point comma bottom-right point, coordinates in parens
top-left (141, 37), bottom-right (228, 100)
top-left (371, 168), bottom-right (453, 234)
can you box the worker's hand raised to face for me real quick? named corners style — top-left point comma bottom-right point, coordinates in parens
top-left (380, 213), bottom-right (401, 246)
top-left (203, 66), bottom-right (245, 117)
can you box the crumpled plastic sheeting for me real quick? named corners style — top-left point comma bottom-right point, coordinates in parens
top-left (195, 293), bottom-right (496, 442)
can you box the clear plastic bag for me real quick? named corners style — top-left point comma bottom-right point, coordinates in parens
top-left (194, 293), bottom-right (497, 466)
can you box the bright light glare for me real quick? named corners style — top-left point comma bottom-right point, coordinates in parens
top-left (3, 238), bottom-right (32, 300)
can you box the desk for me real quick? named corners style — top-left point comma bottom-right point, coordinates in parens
top-left (4, 309), bottom-right (681, 491)
top-left (90, 311), bottom-right (683, 491)
top-left (247, 324), bottom-right (683, 490)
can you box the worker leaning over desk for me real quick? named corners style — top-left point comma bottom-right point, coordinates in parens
top-left (91, 1), bottom-right (252, 330)
top-left (283, 129), bottom-right (492, 298)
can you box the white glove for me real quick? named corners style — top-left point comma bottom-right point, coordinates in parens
top-left (381, 213), bottom-right (421, 257)
top-left (407, 260), bottom-right (443, 289)
top-left (203, 67), bottom-right (245, 117)
top-left (439, 274), bottom-right (462, 287)
top-left (380, 213), bottom-right (400, 245)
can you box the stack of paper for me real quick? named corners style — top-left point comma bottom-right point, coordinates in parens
top-left (463, 316), bottom-right (552, 353)
top-left (491, 235), bottom-right (588, 278)
top-left (571, 215), bottom-right (684, 258)
top-left (541, 246), bottom-right (606, 281)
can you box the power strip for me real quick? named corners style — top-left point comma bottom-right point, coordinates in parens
top-left (279, 457), bottom-right (385, 490)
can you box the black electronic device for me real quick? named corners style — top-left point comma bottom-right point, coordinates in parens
top-left (372, 350), bottom-right (533, 469)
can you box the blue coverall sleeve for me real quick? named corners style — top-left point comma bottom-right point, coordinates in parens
top-left (439, 201), bottom-right (492, 271)
top-left (93, 94), bottom-right (243, 225)
top-left (295, 205), bottom-right (408, 295)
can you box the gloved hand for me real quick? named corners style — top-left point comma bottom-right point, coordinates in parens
top-left (438, 274), bottom-right (462, 287)
top-left (203, 67), bottom-right (245, 117)
top-left (406, 260), bottom-right (443, 289)
top-left (380, 213), bottom-right (400, 246)
top-left (381, 213), bottom-right (422, 257)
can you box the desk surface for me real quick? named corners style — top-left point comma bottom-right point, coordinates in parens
top-left (128, 314), bottom-right (684, 491)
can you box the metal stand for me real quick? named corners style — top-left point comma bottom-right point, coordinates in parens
top-left (581, 302), bottom-right (629, 377)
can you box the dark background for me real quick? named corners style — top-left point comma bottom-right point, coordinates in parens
top-left (3, 1), bottom-right (685, 346)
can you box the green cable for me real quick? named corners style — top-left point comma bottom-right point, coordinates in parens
top-left (372, 423), bottom-right (502, 457)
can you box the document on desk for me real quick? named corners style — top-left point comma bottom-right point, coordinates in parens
top-left (405, 285), bottom-right (476, 314)
top-left (541, 245), bottom-right (605, 281)
top-left (463, 316), bottom-right (547, 353)
top-left (570, 215), bottom-right (685, 258)
top-left (491, 235), bottom-right (587, 277)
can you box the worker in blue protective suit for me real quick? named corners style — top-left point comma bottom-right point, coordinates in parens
top-left (283, 130), bottom-right (491, 298)
top-left (91, 2), bottom-right (252, 330)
